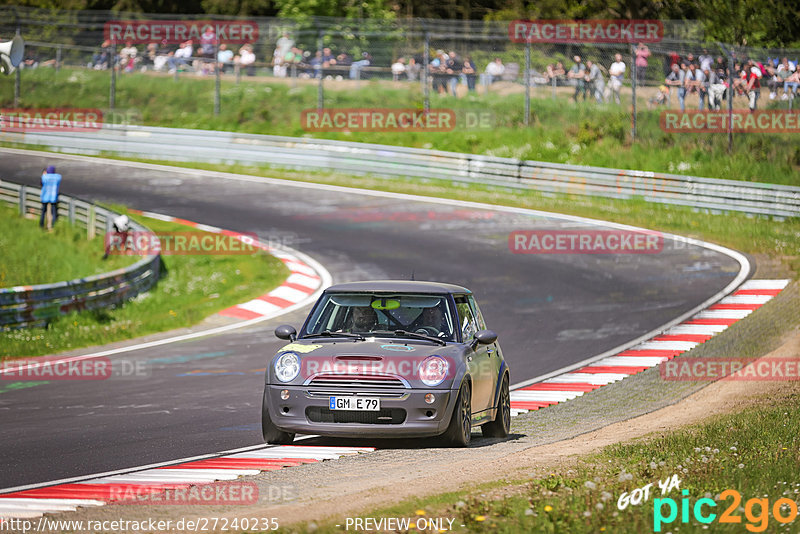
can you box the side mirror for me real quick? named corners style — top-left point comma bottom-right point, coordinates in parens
top-left (472, 329), bottom-right (498, 348)
top-left (275, 325), bottom-right (297, 341)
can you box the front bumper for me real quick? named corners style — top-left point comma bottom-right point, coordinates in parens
top-left (265, 384), bottom-right (458, 438)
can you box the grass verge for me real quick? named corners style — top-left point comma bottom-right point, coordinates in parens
top-left (0, 206), bottom-right (289, 358)
top-left (2, 67), bottom-right (799, 185)
top-left (291, 386), bottom-right (799, 533)
top-left (0, 203), bottom-right (135, 286)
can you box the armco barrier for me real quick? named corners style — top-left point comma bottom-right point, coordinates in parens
top-left (2, 125), bottom-right (799, 219)
top-left (0, 180), bottom-right (160, 329)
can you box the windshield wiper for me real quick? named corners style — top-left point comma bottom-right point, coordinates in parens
top-left (302, 330), bottom-right (366, 341)
top-left (372, 329), bottom-right (447, 346)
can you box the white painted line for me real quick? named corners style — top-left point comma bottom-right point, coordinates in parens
top-left (632, 340), bottom-right (699, 352)
top-left (694, 309), bottom-right (753, 320)
top-left (285, 262), bottom-right (319, 277)
top-left (593, 356), bottom-right (670, 367)
top-left (739, 279), bottom-right (790, 290)
top-left (269, 285), bottom-right (312, 303)
top-left (227, 451), bottom-right (343, 461)
top-left (237, 299), bottom-right (282, 315)
top-left (510, 408), bottom-right (530, 416)
top-left (286, 273), bottom-right (321, 289)
top-left (0, 498), bottom-right (105, 507)
top-left (664, 324), bottom-right (730, 335)
top-left (717, 295), bottom-right (773, 305)
top-left (544, 373), bottom-right (629, 385)
top-left (510, 391), bottom-right (583, 402)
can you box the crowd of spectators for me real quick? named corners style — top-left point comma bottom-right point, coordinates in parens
top-left (78, 30), bottom-right (800, 109)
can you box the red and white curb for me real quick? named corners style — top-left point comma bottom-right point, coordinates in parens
top-left (0, 445), bottom-right (373, 519)
top-left (509, 279), bottom-right (791, 416)
top-left (128, 210), bottom-right (324, 321)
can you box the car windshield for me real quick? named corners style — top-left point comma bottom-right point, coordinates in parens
top-left (301, 293), bottom-right (455, 341)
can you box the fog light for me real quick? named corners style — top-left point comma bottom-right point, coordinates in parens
top-left (280, 389), bottom-right (290, 400)
top-left (424, 393), bottom-right (435, 404)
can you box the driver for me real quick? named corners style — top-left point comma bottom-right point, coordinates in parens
top-left (350, 306), bottom-right (377, 332)
top-left (417, 305), bottom-right (450, 338)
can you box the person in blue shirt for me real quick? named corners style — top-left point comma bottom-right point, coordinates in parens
top-left (40, 165), bottom-right (62, 229)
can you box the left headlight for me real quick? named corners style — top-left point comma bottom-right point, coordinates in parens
top-left (274, 352), bottom-right (300, 382)
top-left (419, 355), bottom-right (449, 386)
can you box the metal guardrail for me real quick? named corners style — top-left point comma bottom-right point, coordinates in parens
top-left (0, 180), bottom-right (161, 329)
top-left (2, 125), bottom-right (799, 219)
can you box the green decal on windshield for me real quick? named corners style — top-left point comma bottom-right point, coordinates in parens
top-left (371, 298), bottom-right (400, 310)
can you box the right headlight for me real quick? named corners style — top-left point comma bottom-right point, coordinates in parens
top-left (419, 355), bottom-right (449, 387)
top-left (274, 352), bottom-right (300, 383)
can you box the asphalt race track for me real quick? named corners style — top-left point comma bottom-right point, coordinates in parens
top-left (0, 151), bottom-right (744, 489)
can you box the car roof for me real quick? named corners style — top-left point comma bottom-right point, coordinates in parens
top-left (324, 280), bottom-right (471, 295)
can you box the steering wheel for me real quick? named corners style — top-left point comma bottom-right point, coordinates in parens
top-left (415, 326), bottom-right (440, 337)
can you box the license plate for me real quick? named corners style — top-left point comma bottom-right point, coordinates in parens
top-left (329, 396), bottom-right (380, 411)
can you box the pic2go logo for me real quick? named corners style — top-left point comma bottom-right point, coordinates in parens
top-left (654, 489), bottom-right (799, 532)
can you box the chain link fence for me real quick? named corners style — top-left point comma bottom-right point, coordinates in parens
top-left (2, 7), bottom-right (800, 148)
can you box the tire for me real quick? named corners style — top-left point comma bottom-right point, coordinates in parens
top-left (261, 390), bottom-right (295, 445)
top-left (482, 375), bottom-right (510, 438)
top-left (441, 381), bottom-right (472, 447)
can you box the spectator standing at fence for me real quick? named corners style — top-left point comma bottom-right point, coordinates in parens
top-left (199, 25), bottom-right (216, 59)
top-left (90, 40), bottom-right (112, 70)
top-left (698, 48), bottom-right (713, 72)
top-left (406, 57), bottom-right (421, 81)
top-left (168, 40), bottom-right (193, 73)
top-left (707, 66), bottom-right (726, 110)
top-left (446, 51), bottom-right (462, 96)
top-left (584, 60), bottom-right (605, 103)
top-left (273, 32), bottom-right (293, 77)
top-left (118, 41), bottom-right (138, 73)
top-left (391, 57), bottom-right (406, 81)
top-left (777, 57), bottom-right (797, 100)
top-left (350, 52), bottom-right (371, 80)
top-left (665, 62), bottom-right (686, 110)
top-left (635, 43), bottom-right (650, 85)
top-left (485, 57), bottom-right (505, 86)
top-left (236, 44), bottom-right (256, 76)
top-left (607, 53), bottom-right (626, 104)
top-left (744, 59), bottom-right (762, 111)
top-left (39, 165), bottom-right (61, 230)
top-left (684, 63), bottom-right (706, 109)
top-left (568, 56), bottom-right (587, 101)
top-left (217, 44), bottom-right (234, 73)
top-left (462, 56), bottom-right (477, 92)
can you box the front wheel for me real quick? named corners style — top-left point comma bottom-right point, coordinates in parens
top-left (261, 390), bottom-right (295, 444)
top-left (482, 375), bottom-right (510, 438)
top-left (441, 381), bottom-right (472, 447)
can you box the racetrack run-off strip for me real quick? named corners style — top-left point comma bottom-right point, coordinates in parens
top-left (509, 279), bottom-right (791, 416)
top-left (127, 210), bottom-right (322, 319)
top-left (0, 446), bottom-right (374, 519)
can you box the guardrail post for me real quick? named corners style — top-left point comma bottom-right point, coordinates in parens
top-left (56, 45), bottom-right (62, 73)
top-left (18, 185), bottom-right (26, 217)
top-left (68, 197), bottom-right (75, 224)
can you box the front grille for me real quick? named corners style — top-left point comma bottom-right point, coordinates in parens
top-left (306, 375), bottom-right (408, 398)
top-left (306, 406), bottom-right (407, 425)
top-left (308, 376), bottom-right (406, 389)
